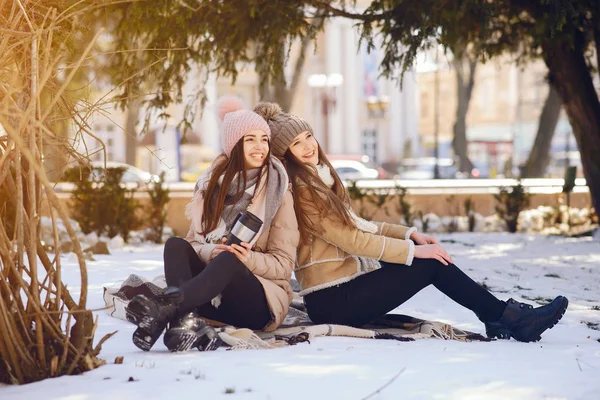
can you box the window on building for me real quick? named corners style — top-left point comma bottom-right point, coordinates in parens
top-left (478, 78), bottom-right (496, 116)
top-left (421, 93), bottom-right (429, 118)
top-left (362, 128), bottom-right (377, 163)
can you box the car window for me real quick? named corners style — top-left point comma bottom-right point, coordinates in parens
top-left (122, 170), bottom-right (142, 182)
top-left (336, 167), bottom-right (359, 174)
top-left (439, 166), bottom-right (458, 178)
top-left (91, 168), bottom-right (105, 181)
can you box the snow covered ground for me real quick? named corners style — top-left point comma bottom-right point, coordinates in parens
top-left (2, 233), bottom-right (599, 400)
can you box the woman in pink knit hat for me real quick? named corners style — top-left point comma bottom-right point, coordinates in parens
top-left (126, 97), bottom-right (299, 352)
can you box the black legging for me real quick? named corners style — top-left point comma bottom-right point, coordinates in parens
top-left (163, 237), bottom-right (271, 330)
top-left (303, 258), bottom-right (506, 327)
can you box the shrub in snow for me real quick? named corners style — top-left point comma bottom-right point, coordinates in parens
top-left (109, 235), bottom-right (125, 250)
top-left (64, 166), bottom-right (141, 242)
top-left (518, 209), bottom-right (545, 232)
top-left (464, 198), bottom-right (476, 232)
top-left (162, 226), bottom-right (175, 242)
top-left (472, 213), bottom-right (486, 232)
top-left (393, 185), bottom-right (414, 226)
top-left (412, 217), bottom-right (424, 232)
top-left (494, 181), bottom-right (531, 233)
top-left (570, 208), bottom-right (589, 226)
top-left (40, 216), bottom-right (80, 251)
top-left (145, 172), bottom-right (170, 244)
top-left (441, 216), bottom-right (459, 233)
top-left (424, 213), bottom-right (442, 232)
top-left (484, 214), bottom-right (508, 232)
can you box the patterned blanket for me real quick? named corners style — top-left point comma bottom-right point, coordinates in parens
top-left (103, 274), bottom-right (490, 350)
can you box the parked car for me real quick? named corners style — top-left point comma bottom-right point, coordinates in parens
top-left (546, 151), bottom-right (584, 178)
top-left (91, 161), bottom-right (160, 183)
top-left (394, 158), bottom-right (464, 180)
top-left (329, 159), bottom-right (379, 181)
top-left (180, 161), bottom-right (213, 183)
top-left (61, 161), bottom-right (160, 183)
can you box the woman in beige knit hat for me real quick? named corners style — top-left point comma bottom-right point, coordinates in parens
top-left (126, 97), bottom-right (299, 353)
top-left (254, 102), bottom-right (568, 343)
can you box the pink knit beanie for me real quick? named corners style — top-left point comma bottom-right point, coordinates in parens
top-left (217, 96), bottom-right (271, 157)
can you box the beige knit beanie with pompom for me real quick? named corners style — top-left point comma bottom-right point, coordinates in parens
top-left (253, 102), bottom-right (313, 157)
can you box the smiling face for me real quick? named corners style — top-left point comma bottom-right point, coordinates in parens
top-left (288, 131), bottom-right (319, 166)
top-left (243, 129), bottom-right (270, 169)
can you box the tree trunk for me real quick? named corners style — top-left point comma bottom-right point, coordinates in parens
top-left (522, 85), bottom-right (562, 177)
top-left (273, 46), bottom-right (291, 111)
top-left (543, 32), bottom-right (600, 218)
top-left (592, 5), bottom-right (600, 83)
top-left (124, 100), bottom-right (140, 165)
top-left (256, 13), bottom-right (324, 112)
top-left (452, 55), bottom-right (477, 173)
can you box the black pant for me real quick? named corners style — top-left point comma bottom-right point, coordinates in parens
top-left (304, 258), bottom-right (506, 327)
top-left (163, 237), bottom-right (271, 330)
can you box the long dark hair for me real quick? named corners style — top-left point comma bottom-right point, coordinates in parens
top-left (283, 145), bottom-right (355, 243)
top-left (201, 140), bottom-right (270, 235)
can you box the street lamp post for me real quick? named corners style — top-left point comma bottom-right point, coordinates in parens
top-left (308, 73), bottom-right (344, 154)
top-left (366, 95), bottom-right (389, 118)
top-left (433, 48), bottom-right (441, 179)
top-left (366, 95), bottom-right (390, 163)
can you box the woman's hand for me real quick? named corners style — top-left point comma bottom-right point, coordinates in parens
top-left (411, 231), bottom-right (439, 245)
top-left (209, 244), bottom-right (230, 261)
top-left (229, 242), bottom-right (253, 264)
top-left (414, 243), bottom-right (454, 266)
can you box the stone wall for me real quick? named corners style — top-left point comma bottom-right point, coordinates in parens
top-left (46, 190), bottom-right (591, 237)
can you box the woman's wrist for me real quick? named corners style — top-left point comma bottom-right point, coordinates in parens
top-left (406, 227), bottom-right (418, 240)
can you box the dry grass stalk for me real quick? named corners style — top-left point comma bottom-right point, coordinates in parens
top-left (0, 1), bottom-right (114, 384)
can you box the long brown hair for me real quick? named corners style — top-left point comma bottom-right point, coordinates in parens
top-left (201, 140), bottom-right (270, 235)
top-left (283, 145), bottom-right (355, 243)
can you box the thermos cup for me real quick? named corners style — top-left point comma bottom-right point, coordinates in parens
top-left (226, 211), bottom-right (263, 246)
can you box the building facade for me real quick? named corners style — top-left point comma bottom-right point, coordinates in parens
top-left (84, 17), bottom-right (420, 180)
top-left (416, 53), bottom-right (576, 177)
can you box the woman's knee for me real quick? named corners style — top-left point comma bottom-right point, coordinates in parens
top-left (211, 251), bottom-right (247, 273)
top-left (412, 257), bottom-right (448, 270)
top-left (164, 236), bottom-right (187, 253)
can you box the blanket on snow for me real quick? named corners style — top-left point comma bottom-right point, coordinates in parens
top-left (103, 274), bottom-right (490, 349)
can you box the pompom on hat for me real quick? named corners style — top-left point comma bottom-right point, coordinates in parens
top-left (253, 102), bottom-right (313, 157)
top-left (216, 96), bottom-right (271, 157)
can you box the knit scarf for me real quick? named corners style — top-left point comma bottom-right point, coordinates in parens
top-left (186, 157), bottom-right (288, 245)
top-left (315, 164), bottom-right (381, 273)
top-left (315, 164), bottom-right (378, 233)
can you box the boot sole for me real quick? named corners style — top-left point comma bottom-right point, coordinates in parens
top-left (132, 326), bottom-right (163, 351)
top-left (126, 296), bottom-right (169, 351)
top-left (126, 296), bottom-right (161, 331)
top-left (164, 327), bottom-right (222, 352)
top-left (515, 296), bottom-right (569, 342)
top-left (164, 329), bottom-right (198, 352)
top-left (488, 330), bottom-right (511, 340)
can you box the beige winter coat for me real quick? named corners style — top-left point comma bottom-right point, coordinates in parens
top-left (185, 189), bottom-right (299, 331)
top-left (294, 186), bottom-right (416, 296)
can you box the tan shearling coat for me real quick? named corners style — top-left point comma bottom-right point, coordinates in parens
top-left (294, 187), bottom-right (416, 296)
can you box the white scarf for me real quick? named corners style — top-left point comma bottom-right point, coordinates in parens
top-left (315, 164), bottom-right (378, 234)
top-left (315, 163), bottom-right (381, 274)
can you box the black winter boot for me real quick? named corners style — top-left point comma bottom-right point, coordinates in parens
top-left (163, 310), bottom-right (222, 352)
top-left (125, 287), bottom-right (183, 351)
top-left (485, 296), bottom-right (568, 342)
